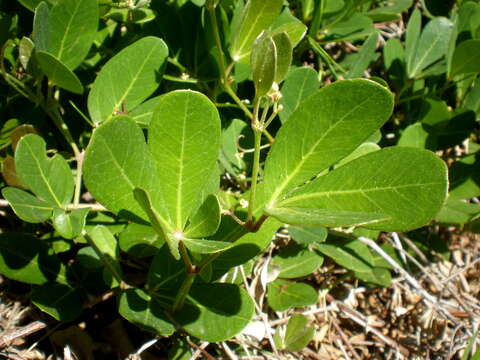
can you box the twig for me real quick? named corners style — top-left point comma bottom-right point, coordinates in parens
top-left (0, 321), bottom-right (48, 349)
top-left (187, 340), bottom-right (216, 360)
top-left (331, 318), bottom-right (362, 360)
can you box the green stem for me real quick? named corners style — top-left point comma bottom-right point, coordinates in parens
top-left (309, 0), bottom-right (325, 38)
top-left (73, 151), bottom-right (84, 208)
top-left (247, 129), bottom-right (262, 224)
top-left (163, 74), bottom-right (198, 84)
top-left (83, 232), bottom-right (125, 287)
top-left (179, 241), bottom-right (193, 271)
top-left (172, 273), bottom-right (195, 313)
top-left (167, 57), bottom-right (188, 73)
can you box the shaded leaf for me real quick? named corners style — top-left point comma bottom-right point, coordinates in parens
top-left (272, 32), bottom-right (292, 84)
top-left (450, 40), bottom-right (480, 78)
top-left (32, 1), bottom-right (49, 51)
top-left (174, 283), bottom-right (255, 342)
top-left (119, 223), bottom-right (163, 258)
top-left (52, 208), bottom-right (89, 239)
top-left (251, 34), bottom-right (277, 97)
top-left (32, 283), bottom-right (82, 321)
top-left (281, 314), bottom-right (315, 351)
top-left (182, 237), bottom-right (232, 254)
top-left (288, 226), bottom-right (327, 245)
top-left (271, 244), bottom-right (323, 279)
top-left (184, 195), bottom-right (221, 238)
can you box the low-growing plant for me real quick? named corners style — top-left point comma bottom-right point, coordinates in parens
top-left (2, 0), bottom-right (477, 355)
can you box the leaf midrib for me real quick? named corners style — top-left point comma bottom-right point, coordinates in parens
top-left (55, 0), bottom-right (82, 62)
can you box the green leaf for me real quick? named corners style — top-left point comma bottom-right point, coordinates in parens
top-left (315, 242), bottom-right (371, 272)
top-left (32, 283), bottom-right (82, 321)
top-left (32, 1), bottom-right (50, 51)
top-left (450, 40), bottom-right (480, 78)
top-left (263, 79), bottom-right (394, 207)
top-left (119, 223), bottom-right (163, 258)
top-left (184, 195), bottom-right (221, 238)
top-left (147, 245), bottom-right (185, 294)
top-left (88, 37), bottom-right (168, 124)
top-left (15, 134), bottom-right (74, 208)
top-left (269, 8), bottom-right (307, 48)
top-left (52, 208), bottom-right (89, 239)
top-left (449, 154), bottom-right (480, 200)
top-left (149, 90), bottom-right (221, 230)
top-left (133, 188), bottom-right (177, 259)
top-left (281, 314), bottom-right (315, 351)
top-left (230, 0), bottom-right (283, 62)
top-left (2, 187), bottom-right (52, 223)
top-left (272, 32), bottom-right (292, 84)
top-left (17, 0), bottom-right (56, 11)
top-left (0, 232), bottom-right (64, 284)
top-left (435, 197), bottom-right (480, 225)
top-left (86, 226), bottom-right (122, 282)
top-left (182, 237), bottom-right (232, 254)
top-left (271, 244), bottom-right (323, 279)
top-left (83, 116), bottom-right (162, 223)
top-left (273, 147), bottom-right (448, 231)
top-left (279, 67), bottom-right (319, 123)
top-left (251, 34), bottom-right (277, 97)
top-left (119, 289), bottom-right (175, 336)
top-left (174, 283), bottom-right (255, 342)
top-left (346, 32), bottom-right (379, 79)
top-left (35, 51), bottom-right (83, 94)
top-left (366, 0), bottom-right (412, 22)
top-left (266, 207), bottom-right (388, 227)
top-left (334, 142), bottom-right (380, 168)
top-left (288, 226), bottom-right (327, 245)
top-left (407, 17), bottom-right (453, 78)
top-left (47, 0), bottom-right (98, 70)
top-left (323, 13), bottom-right (375, 42)
top-left (267, 279), bottom-right (318, 312)
top-left (129, 96), bottom-right (162, 127)
top-left (405, 8), bottom-right (421, 75)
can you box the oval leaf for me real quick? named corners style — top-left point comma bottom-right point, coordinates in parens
top-left (251, 35), bottom-right (277, 97)
top-left (88, 37), bottom-right (168, 124)
top-left (263, 79), bottom-right (394, 207)
top-left (2, 187), bottom-right (52, 223)
top-left (83, 116), bottom-right (162, 222)
top-left (149, 90), bottom-right (221, 230)
top-left (174, 283), bottom-right (255, 342)
top-left (450, 40), bottom-right (480, 78)
top-left (48, 0), bottom-right (98, 70)
top-left (184, 195), bottom-right (221, 238)
top-left (182, 237), bottom-right (232, 254)
top-left (274, 147), bottom-right (448, 231)
top-left (267, 279), bottom-right (317, 312)
top-left (36, 51), bottom-right (83, 94)
top-left (32, 283), bottom-right (83, 321)
top-left (271, 244), bottom-right (323, 279)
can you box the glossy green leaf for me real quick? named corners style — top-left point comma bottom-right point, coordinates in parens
top-left (119, 223), bottom-right (163, 258)
top-left (315, 242), bottom-right (372, 272)
top-left (35, 51), bottom-right (83, 94)
top-left (450, 40), bottom-right (480, 78)
top-left (0, 232), bottom-right (64, 284)
top-left (48, 0), bottom-right (98, 70)
top-left (52, 208), bottom-right (89, 239)
top-left (230, 0), bottom-right (283, 62)
top-left (405, 8), bottom-right (421, 75)
top-left (251, 34), bottom-right (276, 97)
top-left (2, 187), bottom-right (52, 223)
top-left (407, 17), bottom-right (453, 78)
top-left (279, 67), bottom-right (319, 123)
top-left (263, 79), bottom-right (394, 207)
top-left (174, 283), bottom-right (255, 342)
top-left (272, 147), bottom-right (448, 231)
top-left (147, 245), bottom-right (184, 294)
top-left (15, 134), bottom-right (74, 208)
top-left (119, 289), bottom-right (175, 336)
top-left (267, 279), bottom-right (318, 312)
top-left (347, 32), bottom-right (379, 79)
top-left (149, 90), bottom-right (221, 230)
top-left (279, 314), bottom-right (315, 351)
top-left (184, 195), bottom-right (221, 238)
top-left (88, 37), bottom-right (168, 124)
top-left (335, 142), bottom-right (380, 168)
top-left (182, 237), bottom-right (232, 254)
top-left (271, 244), bottom-right (323, 279)
top-left (32, 283), bottom-right (82, 321)
top-left (272, 32), bottom-right (292, 84)
top-left (398, 123), bottom-right (435, 149)
top-left (289, 226), bottom-right (327, 245)
top-left (87, 226), bottom-right (122, 282)
top-left (32, 2), bottom-right (49, 51)
top-left (83, 116), bottom-right (162, 222)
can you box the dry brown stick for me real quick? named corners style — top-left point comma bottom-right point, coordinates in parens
top-left (331, 319), bottom-right (362, 360)
top-left (187, 340), bottom-right (217, 360)
top-left (0, 320), bottom-right (48, 349)
top-left (326, 294), bottom-right (410, 357)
